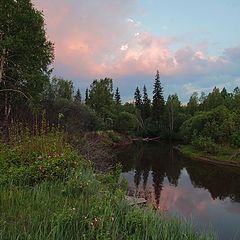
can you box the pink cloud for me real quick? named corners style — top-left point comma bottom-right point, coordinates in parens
top-left (33, 0), bottom-right (240, 82)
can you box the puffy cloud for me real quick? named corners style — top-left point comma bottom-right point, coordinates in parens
top-left (33, 0), bottom-right (240, 101)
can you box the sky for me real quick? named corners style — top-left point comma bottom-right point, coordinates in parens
top-left (33, 0), bottom-right (240, 102)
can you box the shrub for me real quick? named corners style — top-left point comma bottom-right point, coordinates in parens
top-left (231, 131), bottom-right (240, 147)
top-left (114, 112), bottom-right (139, 133)
top-left (192, 136), bottom-right (220, 154)
top-left (0, 132), bottom-right (84, 185)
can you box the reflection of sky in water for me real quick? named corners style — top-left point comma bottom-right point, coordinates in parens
top-left (120, 167), bottom-right (240, 240)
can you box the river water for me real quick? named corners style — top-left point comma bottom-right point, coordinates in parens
top-left (117, 142), bottom-right (240, 240)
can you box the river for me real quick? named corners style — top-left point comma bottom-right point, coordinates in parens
top-left (117, 142), bottom-right (240, 240)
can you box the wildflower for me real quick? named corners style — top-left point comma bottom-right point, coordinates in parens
top-left (72, 208), bottom-right (76, 211)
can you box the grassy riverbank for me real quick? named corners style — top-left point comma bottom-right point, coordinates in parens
top-left (177, 144), bottom-right (240, 167)
top-left (0, 132), bottom-right (215, 240)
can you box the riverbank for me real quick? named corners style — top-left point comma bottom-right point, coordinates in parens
top-left (0, 132), bottom-right (215, 239)
top-left (175, 145), bottom-right (240, 168)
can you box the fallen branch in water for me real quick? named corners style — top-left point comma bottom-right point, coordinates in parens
top-left (132, 136), bottom-right (161, 142)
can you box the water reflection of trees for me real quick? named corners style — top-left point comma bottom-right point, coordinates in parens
top-left (117, 143), bottom-right (240, 205)
top-left (117, 143), bottom-right (182, 206)
top-left (183, 160), bottom-right (240, 202)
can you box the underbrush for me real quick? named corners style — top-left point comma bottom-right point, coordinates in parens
top-left (0, 132), bottom-right (215, 240)
top-left (191, 136), bottom-right (220, 154)
top-left (0, 132), bottom-right (83, 185)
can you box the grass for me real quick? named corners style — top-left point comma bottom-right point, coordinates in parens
top-left (179, 144), bottom-right (240, 163)
top-left (0, 132), bottom-right (215, 240)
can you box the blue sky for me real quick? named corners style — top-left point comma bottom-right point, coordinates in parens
top-left (137, 0), bottom-right (240, 54)
top-left (34, 0), bottom-right (240, 103)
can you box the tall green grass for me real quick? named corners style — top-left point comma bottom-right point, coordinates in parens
top-left (0, 133), bottom-right (215, 240)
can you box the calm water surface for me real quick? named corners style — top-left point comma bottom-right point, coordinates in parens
top-left (117, 142), bottom-right (240, 240)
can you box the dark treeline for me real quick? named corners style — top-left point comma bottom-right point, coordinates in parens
top-left (1, 0), bottom-right (240, 153)
top-left (2, 66), bottom-right (240, 153)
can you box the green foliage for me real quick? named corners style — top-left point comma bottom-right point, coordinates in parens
top-left (165, 94), bottom-right (182, 134)
top-left (85, 88), bottom-right (89, 104)
top-left (231, 131), bottom-right (240, 147)
top-left (180, 106), bottom-right (238, 145)
top-left (192, 136), bottom-right (220, 154)
top-left (187, 92), bottom-right (199, 115)
top-left (114, 87), bottom-right (121, 105)
top-left (88, 78), bottom-right (114, 119)
top-left (0, 0), bottom-right (54, 107)
top-left (114, 112), bottom-right (139, 133)
top-left (152, 70), bottom-right (164, 120)
top-left (45, 98), bottom-right (104, 133)
top-left (134, 86), bottom-right (142, 109)
top-left (0, 132), bottom-right (214, 240)
top-left (202, 87), bottom-right (224, 111)
top-left (0, 132), bottom-right (82, 185)
top-left (0, 0), bottom-right (54, 142)
top-left (142, 85), bottom-right (151, 120)
top-left (48, 77), bottom-right (74, 101)
top-left (74, 88), bottom-right (82, 103)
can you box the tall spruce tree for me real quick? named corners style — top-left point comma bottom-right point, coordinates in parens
top-left (142, 85), bottom-right (151, 120)
top-left (74, 88), bottom-right (81, 103)
top-left (134, 87), bottom-right (142, 109)
top-left (115, 87), bottom-right (121, 105)
top-left (85, 88), bottom-right (89, 105)
top-left (152, 70), bottom-right (164, 120)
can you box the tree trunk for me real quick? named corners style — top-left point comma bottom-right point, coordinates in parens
top-left (0, 49), bottom-right (11, 143)
top-left (0, 49), bottom-right (6, 83)
top-left (1, 92), bottom-right (11, 143)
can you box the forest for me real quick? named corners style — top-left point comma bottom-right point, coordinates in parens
top-left (2, 65), bottom-right (240, 157)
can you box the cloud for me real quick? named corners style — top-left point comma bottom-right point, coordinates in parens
top-left (223, 46), bottom-right (240, 62)
top-left (33, 0), bottom-right (140, 78)
top-left (120, 44), bottom-right (129, 51)
top-left (33, 0), bottom-right (240, 101)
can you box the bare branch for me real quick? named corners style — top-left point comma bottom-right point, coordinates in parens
top-left (0, 89), bottom-right (31, 100)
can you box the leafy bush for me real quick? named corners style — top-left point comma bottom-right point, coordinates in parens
top-left (180, 106), bottom-right (238, 145)
top-left (192, 136), bottom-right (220, 154)
top-left (114, 112), bottom-right (139, 133)
top-left (231, 131), bottom-right (240, 147)
top-left (0, 132), bottom-right (84, 185)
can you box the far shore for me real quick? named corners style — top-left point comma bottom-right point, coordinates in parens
top-left (174, 145), bottom-right (240, 169)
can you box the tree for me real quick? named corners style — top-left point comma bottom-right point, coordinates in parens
top-left (51, 77), bottom-right (74, 101)
top-left (114, 87), bottom-right (121, 105)
top-left (85, 88), bottom-right (89, 105)
top-left (134, 87), bottom-right (142, 109)
top-left (88, 78), bottom-right (114, 119)
top-left (221, 87), bottom-right (228, 99)
top-left (187, 92), bottom-right (199, 115)
top-left (0, 0), bottom-right (54, 142)
top-left (233, 87), bottom-right (240, 111)
top-left (142, 85), bottom-right (151, 120)
top-left (152, 70), bottom-right (164, 120)
top-left (114, 112), bottom-right (138, 133)
top-left (202, 87), bottom-right (224, 110)
top-left (74, 88), bottom-right (81, 103)
top-left (165, 94), bottom-right (181, 133)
